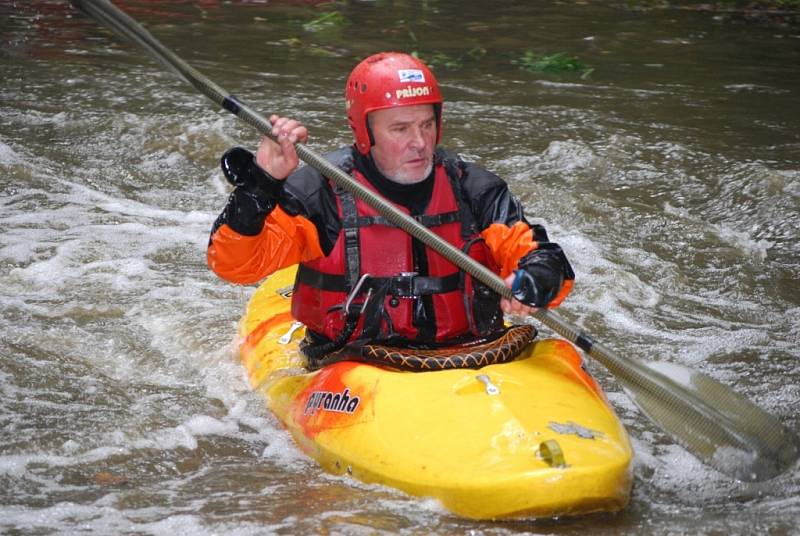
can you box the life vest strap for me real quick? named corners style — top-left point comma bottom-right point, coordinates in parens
top-left (338, 185), bottom-right (361, 290)
top-left (354, 210), bottom-right (461, 229)
top-left (296, 264), bottom-right (460, 297)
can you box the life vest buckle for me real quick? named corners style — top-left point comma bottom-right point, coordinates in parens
top-left (344, 272), bottom-right (373, 316)
top-left (390, 272), bottom-right (419, 299)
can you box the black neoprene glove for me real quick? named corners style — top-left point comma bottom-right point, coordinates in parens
top-left (218, 147), bottom-right (285, 236)
top-left (221, 147), bottom-right (282, 192)
top-left (511, 249), bottom-right (568, 308)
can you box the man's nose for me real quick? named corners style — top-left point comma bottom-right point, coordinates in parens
top-left (409, 126), bottom-right (426, 149)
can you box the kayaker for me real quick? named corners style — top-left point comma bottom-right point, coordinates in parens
top-left (207, 51), bottom-right (575, 361)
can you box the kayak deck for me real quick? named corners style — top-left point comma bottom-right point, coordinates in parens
top-left (239, 267), bottom-right (633, 519)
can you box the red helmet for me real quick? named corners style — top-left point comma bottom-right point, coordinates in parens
top-left (345, 52), bottom-right (443, 155)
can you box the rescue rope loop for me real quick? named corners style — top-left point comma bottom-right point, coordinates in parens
top-left (309, 324), bottom-right (536, 372)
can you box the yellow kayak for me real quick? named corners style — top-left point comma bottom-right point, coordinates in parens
top-left (239, 266), bottom-right (633, 520)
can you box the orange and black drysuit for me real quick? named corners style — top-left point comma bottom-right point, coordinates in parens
top-left (208, 146), bottom-right (574, 354)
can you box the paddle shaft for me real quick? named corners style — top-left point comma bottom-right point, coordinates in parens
top-left (72, 0), bottom-right (798, 481)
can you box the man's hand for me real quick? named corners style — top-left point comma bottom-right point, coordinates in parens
top-left (256, 114), bottom-right (309, 180)
top-left (500, 273), bottom-right (538, 316)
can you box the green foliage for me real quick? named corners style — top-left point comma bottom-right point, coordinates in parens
top-left (414, 51), bottom-right (461, 70)
top-left (513, 50), bottom-right (594, 79)
top-left (407, 25), bottom-right (487, 71)
top-left (273, 8), bottom-right (347, 56)
top-left (302, 11), bottom-right (345, 32)
top-left (410, 47), bottom-right (486, 70)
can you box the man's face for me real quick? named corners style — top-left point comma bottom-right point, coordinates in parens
top-left (368, 104), bottom-right (437, 184)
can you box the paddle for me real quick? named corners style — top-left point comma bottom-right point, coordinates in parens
top-left (71, 0), bottom-right (799, 482)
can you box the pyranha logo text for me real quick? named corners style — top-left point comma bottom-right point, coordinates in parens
top-left (304, 388), bottom-right (361, 416)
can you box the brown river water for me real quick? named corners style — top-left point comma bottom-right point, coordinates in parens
top-left (1, 1), bottom-right (799, 534)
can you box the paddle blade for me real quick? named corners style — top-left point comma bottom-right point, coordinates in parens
top-left (625, 361), bottom-right (799, 482)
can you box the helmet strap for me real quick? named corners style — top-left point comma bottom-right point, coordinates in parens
top-left (433, 103), bottom-right (442, 144)
top-left (365, 114), bottom-right (376, 150)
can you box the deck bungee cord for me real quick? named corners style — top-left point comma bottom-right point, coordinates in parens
top-left (306, 324), bottom-right (537, 372)
top-left (70, 0), bottom-right (799, 482)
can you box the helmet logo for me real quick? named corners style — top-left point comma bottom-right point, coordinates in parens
top-left (398, 69), bottom-right (425, 83)
top-left (395, 85), bottom-right (432, 100)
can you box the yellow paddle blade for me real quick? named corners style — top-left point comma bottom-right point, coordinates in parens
top-left (626, 361), bottom-right (799, 482)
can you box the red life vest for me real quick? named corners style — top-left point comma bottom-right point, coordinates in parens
top-left (291, 163), bottom-right (501, 345)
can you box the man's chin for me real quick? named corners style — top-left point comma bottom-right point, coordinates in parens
top-left (389, 162), bottom-right (433, 185)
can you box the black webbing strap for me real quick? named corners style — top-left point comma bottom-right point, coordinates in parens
top-left (355, 210), bottom-right (461, 229)
top-left (296, 264), bottom-right (461, 297)
top-left (338, 188), bottom-right (361, 289)
top-left (439, 151), bottom-right (479, 239)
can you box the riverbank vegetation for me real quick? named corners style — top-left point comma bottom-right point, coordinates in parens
top-left (262, 0), bottom-right (797, 74)
top-left (512, 51), bottom-right (594, 79)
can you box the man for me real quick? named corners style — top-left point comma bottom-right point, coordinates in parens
top-left (208, 52), bottom-right (574, 360)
